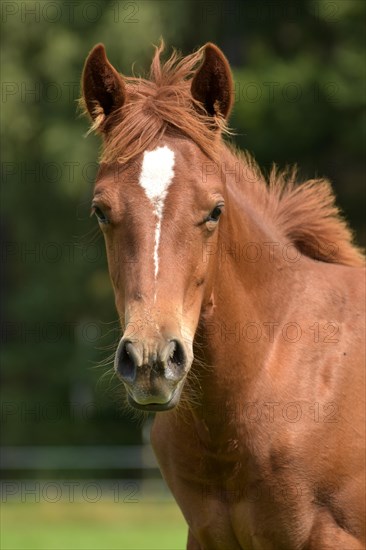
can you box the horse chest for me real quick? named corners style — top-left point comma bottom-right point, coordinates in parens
top-left (153, 415), bottom-right (307, 549)
top-left (195, 449), bottom-right (297, 549)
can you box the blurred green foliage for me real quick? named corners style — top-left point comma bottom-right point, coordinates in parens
top-left (1, 0), bottom-right (365, 463)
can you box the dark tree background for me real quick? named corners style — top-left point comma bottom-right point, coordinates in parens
top-left (1, 0), bottom-right (365, 475)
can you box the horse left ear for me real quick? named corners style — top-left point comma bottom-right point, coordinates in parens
top-left (191, 43), bottom-right (233, 120)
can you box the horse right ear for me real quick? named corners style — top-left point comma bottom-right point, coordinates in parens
top-left (82, 44), bottom-right (126, 131)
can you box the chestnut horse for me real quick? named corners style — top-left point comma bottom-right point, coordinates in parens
top-left (81, 42), bottom-right (365, 549)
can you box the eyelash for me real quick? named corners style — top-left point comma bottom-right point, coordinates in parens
top-left (92, 205), bottom-right (109, 224)
top-left (206, 205), bottom-right (223, 222)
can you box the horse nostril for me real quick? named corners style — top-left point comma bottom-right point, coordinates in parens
top-left (166, 339), bottom-right (186, 376)
top-left (116, 340), bottom-right (140, 382)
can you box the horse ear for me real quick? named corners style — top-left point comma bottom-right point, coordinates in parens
top-left (82, 44), bottom-right (125, 130)
top-left (191, 43), bottom-right (233, 120)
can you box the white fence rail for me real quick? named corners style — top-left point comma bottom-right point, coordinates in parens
top-left (0, 445), bottom-right (159, 470)
top-left (0, 446), bottom-right (176, 502)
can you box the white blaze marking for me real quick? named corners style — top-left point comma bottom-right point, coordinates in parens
top-left (138, 145), bottom-right (175, 288)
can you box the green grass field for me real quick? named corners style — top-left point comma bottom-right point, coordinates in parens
top-left (1, 500), bottom-right (187, 550)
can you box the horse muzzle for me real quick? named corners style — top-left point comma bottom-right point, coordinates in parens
top-left (114, 337), bottom-right (191, 411)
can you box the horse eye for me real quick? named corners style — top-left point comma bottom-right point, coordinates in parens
top-left (207, 206), bottom-right (222, 222)
top-left (93, 206), bottom-right (108, 224)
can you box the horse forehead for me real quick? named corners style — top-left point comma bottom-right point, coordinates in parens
top-left (138, 145), bottom-right (176, 203)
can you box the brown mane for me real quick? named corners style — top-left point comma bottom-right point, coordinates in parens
top-left (232, 151), bottom-right (365, 266)
top-left (81, 41), bottom-right (230, 164)
top-left (81, 42), bottom-right (364, 268)
top-left (267, 167), bottom-right (365, 266)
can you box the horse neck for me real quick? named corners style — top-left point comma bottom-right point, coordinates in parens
top-left (211, 145), bottom-right (293, 339)
top-left (188, 146), bottom-right (298, 435)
